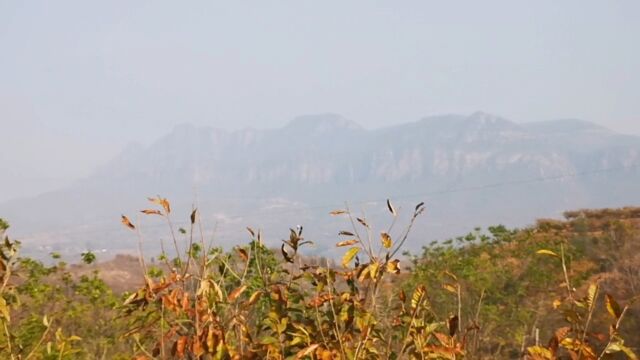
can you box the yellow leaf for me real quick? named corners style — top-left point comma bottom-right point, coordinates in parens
top-left (148, 196), bottom-right (171, 214)
top-left (443, 283), bottom-right (458, 294)
top-left (342, 247), bottom-right (360, 267)
top-left (121, 215), bottom-right (135, 230)
top-left (586, 283), bottom-right (598, 309)
top-left (295, 344), bottom-right (320, 359)
top-left (605, 293), bottom-right (622, 320)
top-left (536, 249), bottom-right (558, 257)
top-left (211, 280), bottom-right (224, 302)
top-left (330, 210), bottom-right (348, 216)
top-left (411, 285), bottom-right (426, 310)
top-left (0, 297), bottom-right (10, 322)
top-left (245, 290), bottom-right (262, 306)
top-left (386, 259), bottom-right (400, 274)
top-left (380, 232), bottom-right (392, 249)
top-left (357, 265), bottom-right (371, 282)
top-left (336, 239), bottom-right (359, 247)
top-left (160, 198), bottom-right (171, 214)
top-left (527, 346), bottom-right (553, 359)
top-left (369, 262), bottom-right (380, 280)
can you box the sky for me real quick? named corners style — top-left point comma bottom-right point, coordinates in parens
top-left (1, 0), bottom-right (639, 202)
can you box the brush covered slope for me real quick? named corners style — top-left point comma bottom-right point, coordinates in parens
top-left (0, 203), bottom-right (639, 359)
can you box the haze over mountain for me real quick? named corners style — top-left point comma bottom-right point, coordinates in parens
top-left (3, 112), bottom-right (640, 259)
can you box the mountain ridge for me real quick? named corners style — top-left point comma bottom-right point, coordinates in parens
top-left (3, 112), bottom-right (640, 259)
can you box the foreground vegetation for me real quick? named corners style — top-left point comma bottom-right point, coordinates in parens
top-left (1, 200), bottom-right (639, 359)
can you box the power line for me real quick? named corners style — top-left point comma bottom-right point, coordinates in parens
top-left (17, 163), bottom-right (639, 240)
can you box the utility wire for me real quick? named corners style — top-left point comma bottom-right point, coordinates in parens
top-left (17, 163), bottom-right (639, 240)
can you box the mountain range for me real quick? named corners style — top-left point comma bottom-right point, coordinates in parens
top-left (3, 111), bottom-right (640, 259)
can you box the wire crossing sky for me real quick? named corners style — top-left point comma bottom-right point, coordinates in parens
top-left (1, 1), bottom-right (639, 201)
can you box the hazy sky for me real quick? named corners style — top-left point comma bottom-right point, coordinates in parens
top-left (1, 0), bottom-right (639, 201)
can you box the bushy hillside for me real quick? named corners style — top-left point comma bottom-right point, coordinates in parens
top-left (1, 202), bottom-right (639, 359)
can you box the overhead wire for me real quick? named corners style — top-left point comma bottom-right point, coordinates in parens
top-left (16, 163), bottom-right (639, 240)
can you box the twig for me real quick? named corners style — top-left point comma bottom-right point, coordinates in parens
top-left (577, 284), bottom-right (599, 360)
top-left (24, 318), bottom-right (53, 360)
top-left (597, 305), bottom-right (630, 360)
top-left (3, 321), bottom-right (15, 360)
top-left (390, 209), bottom-right (423, 258)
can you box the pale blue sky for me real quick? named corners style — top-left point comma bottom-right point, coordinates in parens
top-left (1, 0), bottom-right (639, 201)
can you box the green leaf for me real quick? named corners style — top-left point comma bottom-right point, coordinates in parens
top-left (605, 342), bottom-right (637, 359)
top-left (259, 336), bottom-right (279, 345)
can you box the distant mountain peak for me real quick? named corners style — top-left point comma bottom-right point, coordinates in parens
top-left (284, 113), bottom-right (363, 134)
top-left (467, 111), bottom-right (511, 124)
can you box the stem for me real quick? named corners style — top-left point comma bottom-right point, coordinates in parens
top-left (345, 203), bottom-right (374, 260)
top-left (57, 342), bottom-right (64, 360)
top-left (398, 290), bottom-right (427, 358)
top-left (182, 207), bottom-right (196, 280)
top-left (577, 285), bottom-right (598, 360)
top-left (132, 215), bottom-right (148, 276)
top-left (597, 305), bottom-right (630, 360)
top-left (390, 210), bottom-right (422, 258)
top-left (3, 321), bottom-right (15, 360)
top-left (24, 319), bottom-right (53, 360)
top-left (165, 215), bottom-right (182, 267)
top-left (161, 300), bottom-right (165, 359)
top-left (560, 244), bottom-right (573, 301)
top-left (326, 259), bottom-right (347, 359)
top-left (0, 263), bottom-right (11, 294)
top-left (134, 336), bottom-right (155, 358)
top-left (457, 283), bottom-right (462, 335)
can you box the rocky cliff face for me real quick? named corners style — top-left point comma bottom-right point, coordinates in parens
top-left (3, 112), bottom-right (640, 258)
top-left (91, 111), bottom-right (640, 189)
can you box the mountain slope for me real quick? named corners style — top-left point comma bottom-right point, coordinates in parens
top-left (3, 112), bottom-right (640, 259)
